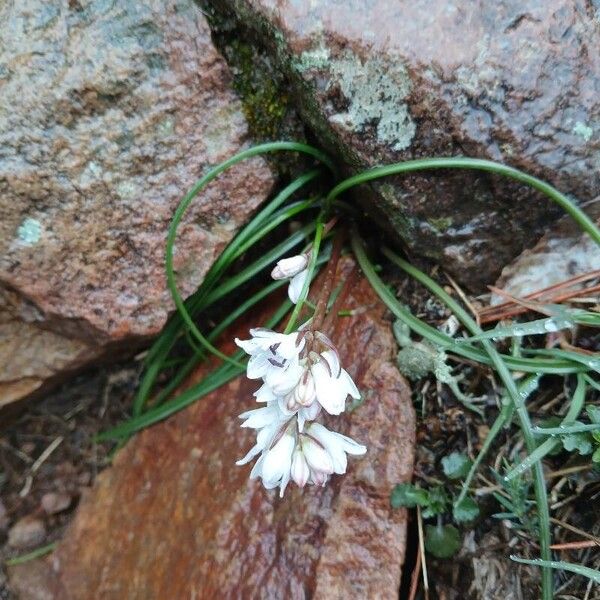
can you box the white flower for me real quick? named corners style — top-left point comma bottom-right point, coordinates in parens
top-left (258, 429), bottom-right (296, 495)
top-left (235, 328), bottom-right (304, 381)
top-left (310, 350), bottom-right (361, 415)
top-left (235, 321), bottom-right (366, 496)
top-left (264, 356), bottom-right (304, 395)
top-left (271, 253), bottom-right (309, 279)
top-left (287, 268), bottom-right (309, 304)
top-left (235, 402), bottom-right (290, 467)
top-left (290, 422), bottom-right (366, 488)
top-left (290, 447), bottom-right (310, 487)
top-left (270, 253), bottom-right (311, 304)
top-left (306, 422), bottom-right (366, 474)
top-left (277, 394), bottom-right (321, 432)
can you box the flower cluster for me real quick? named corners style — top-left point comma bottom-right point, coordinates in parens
top-left (235, 254), bottom-right (366, 496)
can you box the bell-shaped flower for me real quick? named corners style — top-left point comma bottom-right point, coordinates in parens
top-left (306, 422), bottom-right (366, 474)
top-left (310, 350), bottom-right (360, 415)
top-left (290, 447), bottom-right (310, 487)
top-left (235, 402), bottom-right (290, 467)
top-left (278, 394), bottom-right (321, 432)
top-left (264, 356), bottom-right (304, 396)
top-left (288, 423), bottom-right (366, 489)
top-left (287, 268), bottom-right (309, 304)
top-left (235, 328), bottom-right (304, 381)
top-left (249, 427), bottom-right (296, 497)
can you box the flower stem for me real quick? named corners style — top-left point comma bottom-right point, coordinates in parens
top-left (311, 230), bottom-right (345, 331)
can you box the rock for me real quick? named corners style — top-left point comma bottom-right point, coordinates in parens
top-left (492, 199), bottom-right (600, 302)
top-left (8, 266), bottom-right (415, 599)
top-left (0, 0), bottom-right (274, 406)
top-left (211, 0), bottom-right (600, 288)
top-left (7, 516), bottom-right (46, 550)
top-left (40, 493), bottom-right (72, 516)
top-left (0, 289), bottom-right (96, 409)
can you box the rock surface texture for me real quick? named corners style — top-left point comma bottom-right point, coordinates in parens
top-left (8, 270), bottom-right (415, 599)
top-left (493, 199), bottom-right (600, 301)
top-left (0, 0), bottom-right (273, 404)
top-left (213, 0), bottom-right (600, 288)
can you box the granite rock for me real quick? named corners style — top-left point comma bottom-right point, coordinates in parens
top-left (0, 0), bottom-right (274, 405)
top-left (212, 0), bottom-right (600, 289)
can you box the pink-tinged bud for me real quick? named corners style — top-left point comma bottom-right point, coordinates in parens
top-left (293, 372), bottom-right (316, 407)
top-left (291, 448), bottom-right (310, 487)
top-left (311, 470), bottom-right (329, 487)
top-left (271, 253), bottom-right (309, 280)
top-left (302, 437), bottom-right (334, 476)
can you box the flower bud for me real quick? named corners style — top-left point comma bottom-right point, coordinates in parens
top-left (292, 372), bottom-right (316, 407)
top-left (290, 448), bottom-right (310, 488)
top-left (302, 436), bottom-right (334, 476)
top-left (271, 253), bottom-right (309, 280)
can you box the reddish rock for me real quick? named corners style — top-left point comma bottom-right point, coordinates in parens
top-left (8, 268), bottom-right (415, 599)
top-left (213, 0), bottom-right (600, 288)
top-left (0, 0), bottom-right (274, 405)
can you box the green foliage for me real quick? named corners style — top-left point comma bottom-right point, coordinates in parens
top-left (511, 556), bottom-right (600, 584)
top-left (453, 497), bottom-right (480, 523)
top-left (422, 486), bottom-right (450, 518)
top-left (441, 452), bottom-right (472, 480)
top-left (560, 427), bottom-right (593, 455)
top-left (390, 483), bottom-right (429, 509)
top-left (491, 465), bottom-right (537, 534)
top-left (390, 449), bottom-right (479, 560)
top-left (424, 524), bottom-right (462, 559)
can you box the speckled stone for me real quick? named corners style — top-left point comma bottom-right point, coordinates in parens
top-left (493, 198), bottom-right (600, 302)
top-left (0, 0), bottom-right (274, 405)
top-left (213, 0), bottom-right (600, 289)
top-left (8, 266), bottom-right (415, 599)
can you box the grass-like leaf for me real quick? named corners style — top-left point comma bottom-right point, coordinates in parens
top-left (510, 556), bottom-right (600, 584)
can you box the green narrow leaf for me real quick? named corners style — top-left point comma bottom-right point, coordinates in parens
top-left (5, 542), bottom-right (57, 566)
top-left (506, 374), bottom-right (588, 480)
top-left (532, 423), bottom-right (600, 435)
top-left (459, 315), bottom-right (576, 342)
top-left (510, 556), bottom-right (600, 584)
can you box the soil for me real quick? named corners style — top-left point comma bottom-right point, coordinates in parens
top-left (0, 360), bottom-right (140, 599)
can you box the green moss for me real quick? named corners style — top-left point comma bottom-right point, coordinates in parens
top-left (226, 39), bottom-right (289, 140)
top-left (200, 3), bottom-right (291, 141)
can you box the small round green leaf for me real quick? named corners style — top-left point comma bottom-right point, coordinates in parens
top-left (424, 524), bottom-right (462, 558)
top-left (441, 452), bottom-right (472, 479)
top-left (453, 497), bottom-right (480, 523)
top-left (390, 483), bottom-right (429, 509)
